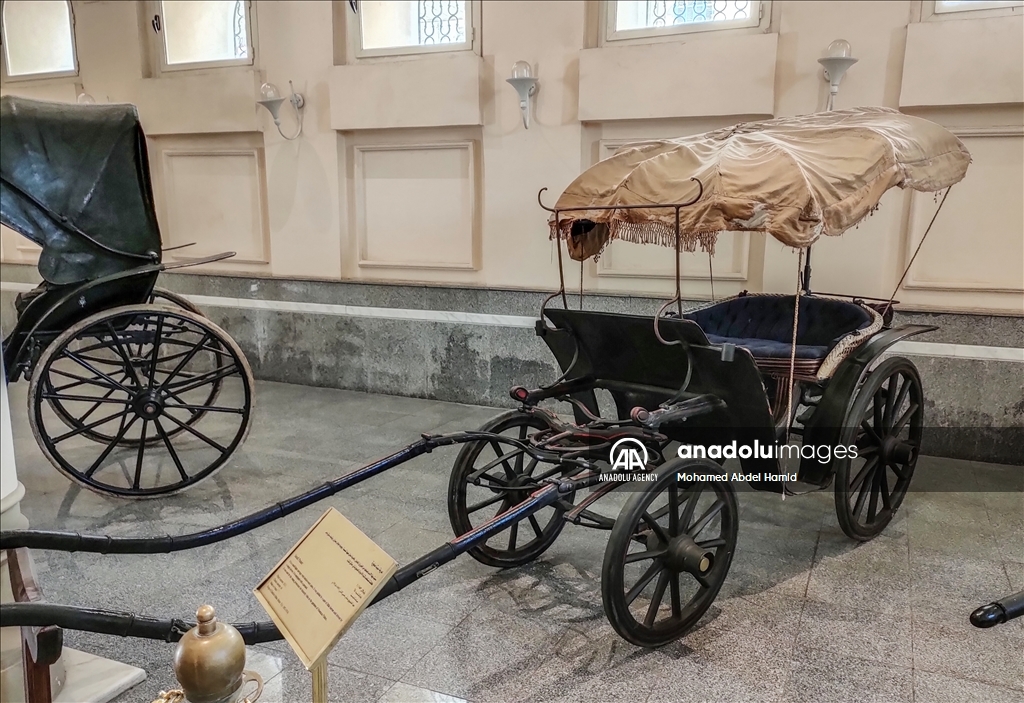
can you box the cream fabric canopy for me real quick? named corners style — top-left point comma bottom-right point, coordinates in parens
top-left (550, 107), bottom-right (971, 261)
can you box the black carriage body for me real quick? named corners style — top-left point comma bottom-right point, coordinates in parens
top-left (536, 306), bottom-right (936, 490)
top-left (538, 308), bottom-right (783, 489)
top-left (1, 96), bottom-right (163, 377)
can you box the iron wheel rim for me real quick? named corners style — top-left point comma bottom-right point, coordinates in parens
top-left (29, 305), bottom-right (253, 498)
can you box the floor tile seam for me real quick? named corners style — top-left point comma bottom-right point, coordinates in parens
top-left (314, 654), bottom-right (409, 682)
top-left (909, 664), bottom-right (1024, 693)
top-left (909, 606), bottom-right (1024, 693)
top-left (324, 659), bottom-right (400, 685)
top-left (372, 681), bottom-right (467, 703)
top-left (1004, 561), bottom-right (1021, 592)
top-left (358, 617), bottom-right (461, 683)
top-left (906, 544), bottom-right (1015, 574)
top-left (373, 680), bottom-right (402, 703)
top-left (904, 532), bottom-right (917, 703)
top-left (363, 516), bottom-right (406, 540)
top-left (906, 498), bottom-right (999, 527)
top-left (384, 607), bottom-right (481, 685)
top-left (914, 669), bottom-right (1024, 696)
top-left (796, 586), bottom-right (913, 614)
top-left (795, 644), bottom-right (916, 672)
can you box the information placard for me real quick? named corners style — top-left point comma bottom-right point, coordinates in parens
top-left (254, 507), bottom-right (398, 669)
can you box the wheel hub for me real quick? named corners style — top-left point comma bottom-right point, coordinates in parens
top-left (662, 534), bottom-right (715, 576)
top-left (881, 435), bottom-right (915, 465)
top-left (133, 390), bottom-right (165, 420)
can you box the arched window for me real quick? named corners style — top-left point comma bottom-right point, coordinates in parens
top-left (147, 0), bottom-right (254, 73)
top-left (0, 0), bottom-right (77, 80)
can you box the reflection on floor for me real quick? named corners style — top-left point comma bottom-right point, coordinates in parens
top-left (7, 380), bottom-right (1023, 703)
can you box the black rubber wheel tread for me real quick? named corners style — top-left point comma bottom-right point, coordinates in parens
top-left (834, 356), bottom-right (923, 541)
top-left (602, 458), bottom-right (738, 647)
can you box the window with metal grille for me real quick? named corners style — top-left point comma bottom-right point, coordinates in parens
top-left (354, 0), bottom-right (475, 58)
top-left (605, 0), bottom-right (765, 42)
top-left (147, 0), bottom-right (253, 72)
top-left (0, 0), bottom-right (77, 80)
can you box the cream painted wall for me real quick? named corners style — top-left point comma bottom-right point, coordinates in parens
top-left (1, 0), bottom-right (1021, 314)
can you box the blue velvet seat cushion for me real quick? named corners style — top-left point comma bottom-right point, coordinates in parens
top-left (684, 295), bottom-right (873, 361)
top-left (703, 334), bottom-right (828, 359)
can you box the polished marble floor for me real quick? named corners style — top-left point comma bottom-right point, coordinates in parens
top-left (5, 380), bottom-right (1023, 703)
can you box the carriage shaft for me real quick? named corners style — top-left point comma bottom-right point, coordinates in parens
top-left (0, 468), bottom-right (579, 644)
top-left (0, 431), bottom-right (584, 554)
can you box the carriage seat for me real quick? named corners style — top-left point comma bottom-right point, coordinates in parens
top-left (682, 294), bottom-right (880, 377)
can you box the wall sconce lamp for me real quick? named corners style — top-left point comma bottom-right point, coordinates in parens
top-left (818, 40), bottom-right (858, 111)
top-left (257, 81), bottom-right (305, 140)
top-left (506, 61), bottom-right (538, 129)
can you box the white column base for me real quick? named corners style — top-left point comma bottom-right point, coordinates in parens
top-left (55, 648), bottom-right (147, 703)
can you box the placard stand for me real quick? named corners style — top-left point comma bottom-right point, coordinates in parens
top-left (254, 507), bottom-right (398, 701)
top-left (311, 660), bottom-right (328, 703)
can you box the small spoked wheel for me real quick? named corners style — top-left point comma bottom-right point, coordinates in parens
top-left (28, 304), bottom-right (254, 498)
top-left (448, 410), bottom-right (573, 568)
top-left (835, 356), bottom-right (923, 541)
top-left (602, 459), bottom-right (738, 648)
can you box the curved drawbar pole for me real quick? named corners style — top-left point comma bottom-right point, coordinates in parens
top-left (0, 472), bottom-right (584, 644)
top-left (0, 431), bottom-right (585, 554)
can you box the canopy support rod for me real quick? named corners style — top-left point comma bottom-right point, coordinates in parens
top-left (675, 205), bottom-right (682, 317)
top-left (554, 208), bottom-right (568, 309)
top-left (785, 247), bottom-right (807, 445)
top-left (887, 186), bottom-right (952, 309)
top-left (708, 249), bottom-right (716, 301)
top-left (802, 246), bottom-right (812, 294)
top-left (579, 259), bottom-right (584, 310)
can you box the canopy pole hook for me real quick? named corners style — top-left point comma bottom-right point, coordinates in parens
top-left (537, 187), bottom-right (556, 213)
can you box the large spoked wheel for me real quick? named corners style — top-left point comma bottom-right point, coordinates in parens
top-left (44, 289), bottom-right (220, 445)
top-left (28, 304), bottom-right (254, 498)
top-left (835, 356), bottom-right (923, 541)
top-left (448, 410), bottom-right (574, 568)
top-left (602, 459), bottom-right (738, 648)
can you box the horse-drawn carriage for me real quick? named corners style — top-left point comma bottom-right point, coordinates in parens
top-left (1, 96), bottom-right (254, 498)
top-left (2, 106), bottom-right (975, 649)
